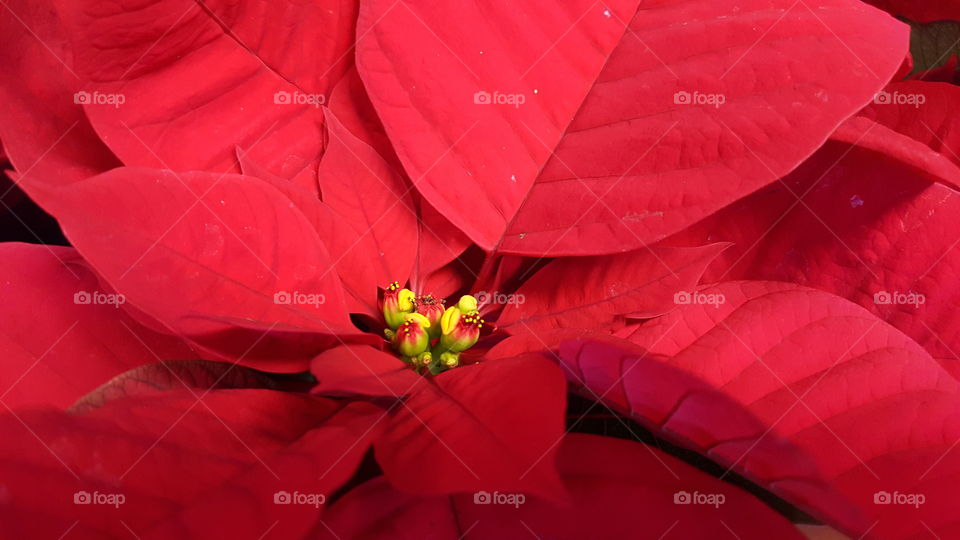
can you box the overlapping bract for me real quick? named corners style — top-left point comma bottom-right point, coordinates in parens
top-left (0, 0), bottom-right (957, 538)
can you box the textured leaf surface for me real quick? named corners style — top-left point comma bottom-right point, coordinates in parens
top-left (374, 355), bottom-right (567, 501)
top-left (498, 244), bottom-right (726, 333)
top-left (0, 0), bottom-right (119, 195)
top-left (318, 109), bottom-right (418, 302)
top-left (605, 281), bottom-right (960, 539)
top-left (0, 243), bottom-right (192, 410)
top-left (667, 142), bottom-right (960, 376)
top-left (320, 434), bottom-right (805, 539)
top-left (43, 167), bottom-right (354, 369)
top-left (358, 0), bottom-right (908, 255)
top-left (311, 345), bottom-right (422, 398)
top-left (0, 390), bottom-right (382, 539)
top-left (54, 0), bottom-right (336, 181)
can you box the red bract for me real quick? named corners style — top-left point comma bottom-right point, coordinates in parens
top-left (1, 0), bottom-right (957, 538)
top-left (356, 0), bottom-right (906, 255)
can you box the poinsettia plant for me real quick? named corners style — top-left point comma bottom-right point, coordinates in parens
top-left (2, 0), bottom-right (960, 538)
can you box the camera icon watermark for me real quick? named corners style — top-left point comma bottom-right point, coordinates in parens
top-left (473, 490), bottom-right (526, 508)
top-left (74, 290), bottom-right (126, 308)
top-left (274, 291), bottom-right (326, 307)
top-left (73, 490), bottom-right (126, 508)
top-left (874, 490), bottom-right (925, 508)
top-left (673, 490), bottom-right (725, 508)
top-left (873, 90), bottom-right (926, 108)
top-left (73, 91), bottom-right (126, 108)
top-left (273, 490), bottom-right (325, 508)
top-left (273, 90), bottom-right (325, 108)
top-left (674, 290), bottom-right (726, 309)
top-left (474, 290), bottom-right (525, 306)
top-left (873, 290), bottom-right (925, 308)
top-left (673, 90), bottom-right (725, 108)
top-left (473, 90), bottom-right (526, 108)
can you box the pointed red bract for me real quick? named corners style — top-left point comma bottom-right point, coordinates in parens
top-left (667, 142), bottom-right (960, 376)
top-left (358, 0), bottom-right (908, 256)
top-left (611, 281), bottom-right (960, 539)
top-left (558, 335), bottom-right (867, 534)
top-left (42, 167), bottom-right (355, 370)
top-left (196, 0), bottom-right (359, 95)
top-left (317, 108), bottom-right (418, 306)
top-left (319, 434), bottom-right (805, 539)
top-left (374, 355), bottom-right (567, 501)
top-left (54, 0), bottom-right (332, 182)
top-left (0, 0), bottom-right (120, 196)
top-left (311, 345), bottom-right (422, 398)
top-left (0, 243), bottom-right (192, 410)
top-left (497, 244), bottom-right (727, 333)
top-left (841, 81), bottom-right (960, 173)
top-left (0, 389), bottom-right (381, 538)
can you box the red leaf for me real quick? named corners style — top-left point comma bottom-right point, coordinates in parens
top-left (412, 199), bottom-right (473, 287)
top-left (318, 109), bottom-right (418, 294)
top-left (840, 81), bottom-right (960, 176)
top-left (374, 355), bottom-right (567, 501)
top-left (236, 159), bottom-right (398, 317)
top-left (0, 243), bottom-right (192, 410)
top-left (497, 244), bottom-right (727, 334)
top-left (558, 334), bottom-right (866, 534)
top-left (311, 345), bottom-right (422, 398)
top-left (0, 389), bottom-right (382, 538)
top-left (612, 281), bottom-right (960, 539)
top-left (54, 0), bottom-right (333, 181)
top-left (357, 0), bottom-right (907, 255)
top-left (195, 0), bottom-right (358, 95)
top-left (0, 0), bottom-right (119, 195)
top-left (666, 141), bottom-right (960, 375)
top-left (319, 434), bottom-right (805, 539)
top-left (141, 402), bottom-right (384, 540)
top-left (832, 116), bottom-right (960, 188)
top-left (43, 167), bottom-right (356, 370)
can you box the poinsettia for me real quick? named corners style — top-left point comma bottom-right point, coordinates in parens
top-left (1, 0), bottom-right (959, 538)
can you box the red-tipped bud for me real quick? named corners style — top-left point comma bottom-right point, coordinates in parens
top-left (415, 294), bottom-right (445, 338)
top-left (393, 313), bottom-right (431, 357)
top-left (382, 281), bottom-right (415, 329)
top-left (439, 305), bottom-right (483, 353)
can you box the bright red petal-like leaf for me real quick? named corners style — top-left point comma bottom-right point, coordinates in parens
top-left (197, 0), bottom-right (358, 95)
top-left (412, 199), bottom-right (473, 288)
top-left (141, 401), bottom-right (384, 540)
top-left (374, 355), bottom-right (567, 501)
top-left (358, 0), bottom-right (907, 255)
top-left (559, 334), bottom-right (867, 534)
top-left (0, 0), bottom-right (119, 194)
top-left (235, 157), bottom-right (394, 316)
top-left (318, 109), bottom-right (418, 294)
top-left (831, 116), bottom-right (960, 188)
top-left (0, 389), bottom-right (381, 538)
top-left (610, 281), bottom-right (960, 539)
top-left (841, 81), bottom-right (960, 173)
top-left (54, 0), bottom-right (329, 181)
top-left (41, 167), bottom-right (355, 369)
top-left (0, 243), bottom-right (192, 410)
top-left (498, 244), bottom-right (726, 334)
top-left (320, 434), bottom-right (804, 539)
top-left (357, 0), bottom-right (638, 251)
top-left (666, 142), bottom-right (960, 376)
top-left (311, 345), bottom-right (422, 398)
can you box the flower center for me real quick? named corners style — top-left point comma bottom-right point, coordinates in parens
top-left (380, 282), bottom-right (484, 373)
